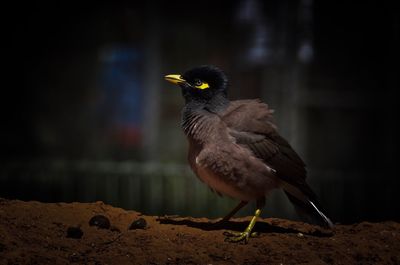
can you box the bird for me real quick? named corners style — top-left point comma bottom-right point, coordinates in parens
top-left (164, 65), bottom-right (333, 243)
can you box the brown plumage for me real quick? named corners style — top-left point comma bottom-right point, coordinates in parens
top-left (165, 65), bottom-right (332, 243)
top-left (183, 99), bottom-right (279, 201)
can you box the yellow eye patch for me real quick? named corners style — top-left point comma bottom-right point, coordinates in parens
top-left (194, 82), bottom-right (209, 90)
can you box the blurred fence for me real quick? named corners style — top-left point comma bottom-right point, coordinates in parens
top-left (1, 160), bottom-right (398, 223)
top-left (0, 160), bottom-right (251, 218)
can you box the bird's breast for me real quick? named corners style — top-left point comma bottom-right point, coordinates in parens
top-left (193, 158), bottom-right (255, 201)
top-left (187, 140), bottom-right (263, 201)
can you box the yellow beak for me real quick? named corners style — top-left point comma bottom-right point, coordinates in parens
top-left (164, 74), bottom-right (186, 85)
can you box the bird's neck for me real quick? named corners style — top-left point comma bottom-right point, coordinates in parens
top-left (181, 94), bottom-right (229, 142)
top-left (184, 93), bottom-right (229, 114)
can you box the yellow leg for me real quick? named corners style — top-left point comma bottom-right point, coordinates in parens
top-left (224, 208), bottom-right (261, 244)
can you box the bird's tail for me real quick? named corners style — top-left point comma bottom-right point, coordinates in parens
top-left (281, 182), bottom-right (333, 228)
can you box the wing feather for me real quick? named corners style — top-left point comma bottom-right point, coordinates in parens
top-left (220, 100), bottom-right (307, 185)
top-left (218, 99), bottom-right (332, 226)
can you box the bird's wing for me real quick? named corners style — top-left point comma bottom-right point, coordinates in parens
top-left (220, 100), bottom-right (333, 227)
top-left (220, 99), bottom-right (308, 186)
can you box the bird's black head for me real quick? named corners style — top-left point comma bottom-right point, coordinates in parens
top-left (165, 65), bottom-right (228, 106)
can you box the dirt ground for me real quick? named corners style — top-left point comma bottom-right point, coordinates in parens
top-left (0, 198), bottom-right (399, 265)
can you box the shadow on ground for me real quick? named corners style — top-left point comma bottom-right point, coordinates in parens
top-left (157, 216), bottom-right (333, 237)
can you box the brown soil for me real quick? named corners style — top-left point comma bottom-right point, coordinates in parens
top-left (0, 198), bottom-right (399, 265)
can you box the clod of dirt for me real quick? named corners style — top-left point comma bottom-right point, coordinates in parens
top-left (129, 217), bottom-right (147, 230)
top-left (66, 226), bottom-right (83, 239)
top-left (89, 215), bottom-right (110, 229)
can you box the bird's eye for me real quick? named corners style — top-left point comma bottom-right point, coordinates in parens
top-left (194, 79), bottom-right (202, 86)
top-left (193, 79), bottom-right (210, 90)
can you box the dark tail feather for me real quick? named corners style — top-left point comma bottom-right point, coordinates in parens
top-left (284, 191), bottom-right (334, 229)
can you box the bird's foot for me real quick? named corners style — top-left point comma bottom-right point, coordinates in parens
top-left (222, 208), bottom-right (262, 244)
top-left (223, 230), bottom-right (259, 244)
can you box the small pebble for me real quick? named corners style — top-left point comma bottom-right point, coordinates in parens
top-left (297, 232), bottom-right (304, 238)
top-left (129, 218), bottom-right (147, 230)
top-left (89, 215), bottom-right (110, 229)
top-left (66, 226), bottom-right (83, 239)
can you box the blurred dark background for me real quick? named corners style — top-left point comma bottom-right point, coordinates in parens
top-left (1, 0), bottom-right (399, 224)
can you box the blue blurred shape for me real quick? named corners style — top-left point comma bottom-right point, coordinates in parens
top-left (98, 45), bottom-right (143, 147)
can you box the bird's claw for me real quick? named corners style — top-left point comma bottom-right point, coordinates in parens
top-left (223, 231), bottom-right (259, 244)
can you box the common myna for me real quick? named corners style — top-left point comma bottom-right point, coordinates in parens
top-left (165, 65), bottom-right (333, 243)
